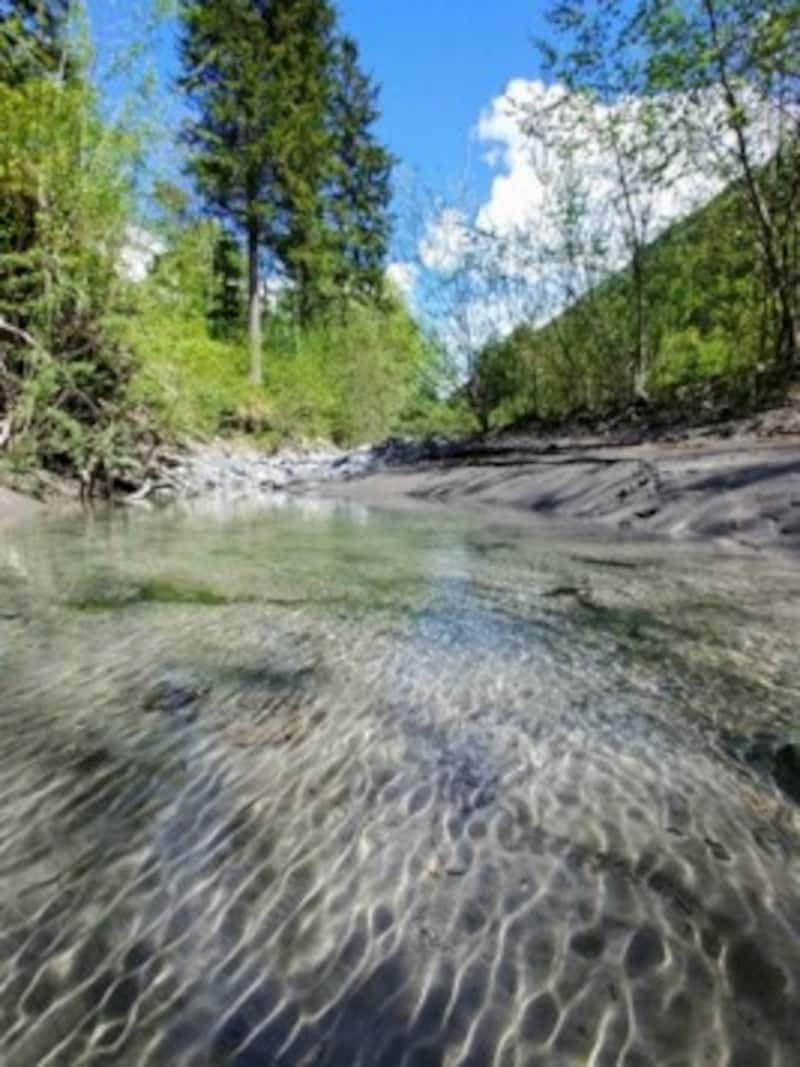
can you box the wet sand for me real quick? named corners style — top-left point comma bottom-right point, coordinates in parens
top-left (320, 435), bottom-right (800, 554)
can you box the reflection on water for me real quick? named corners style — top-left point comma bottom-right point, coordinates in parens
top-left (1, 497), bottom-right (799, 1066)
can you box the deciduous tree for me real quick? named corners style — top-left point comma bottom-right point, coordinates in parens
top-left (0, 0), bottom-right (73, 85)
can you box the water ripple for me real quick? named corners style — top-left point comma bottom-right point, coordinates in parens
top-left (1, 501), bottom-right (799, 1065)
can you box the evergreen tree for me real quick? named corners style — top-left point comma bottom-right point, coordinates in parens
top-left (180, 0), bottom-right (273, 385)
top-left (208, 228), bottom-right (244, 340)
top-left (0, 0), bottom-right (73, 85)
top-left (269, 0), bottom-right (337, 325)
top-left (328, 36), bottom-right (394, 304)
top-left (180, 0), bottom-right (339, 380)
top-left (180, 0), bottom-right (395, 373)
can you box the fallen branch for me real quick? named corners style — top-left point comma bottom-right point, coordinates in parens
top-left (0, 317), bottom-right (37, 349)
top-left (122, 479), bottom-right (178, 505)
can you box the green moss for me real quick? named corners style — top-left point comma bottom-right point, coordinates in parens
top-left (68, 575), bottom-right (239, 611)
top-left (138, 577), bottom-right (232, 606)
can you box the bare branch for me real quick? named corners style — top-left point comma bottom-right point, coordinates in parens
top-left (0, 317), bottom-right (37, 349)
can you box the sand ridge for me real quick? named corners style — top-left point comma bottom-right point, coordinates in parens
top-left (319, 436), bottom-right (800, 554)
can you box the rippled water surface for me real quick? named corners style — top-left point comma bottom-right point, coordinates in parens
top-left (1, 497), bottom-right (799, 1067)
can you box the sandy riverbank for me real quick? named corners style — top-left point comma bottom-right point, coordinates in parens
top-left (320, 435), bottom-right (800, 554)
top-left (4, 411), bottom-right (800, 554)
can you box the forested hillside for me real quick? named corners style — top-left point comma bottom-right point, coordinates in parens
top-left (470, 172), bottom-right (795, 430)
top-left (461, 0), bottom-right (799, 431)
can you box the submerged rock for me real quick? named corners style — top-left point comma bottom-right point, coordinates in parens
top-left (724, 732), bottom-right (800, 807)
top-left (773, 743), bottom-right (800, 805)
top-left (142, 671), bottom-right (210, 719)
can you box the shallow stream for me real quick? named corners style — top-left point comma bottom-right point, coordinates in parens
top-left (1, 497), bottom-right (799, 1066)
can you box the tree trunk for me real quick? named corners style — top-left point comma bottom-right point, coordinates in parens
top-left (701, 0), bottom-right (795, 371)
top-left (631, 246), bottom-right (649, 399)
top-left (247, 218), bottom-right (263, 387)
top-left (780, 296), bottom-right (800, 369)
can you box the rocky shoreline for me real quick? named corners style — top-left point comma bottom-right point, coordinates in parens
top-left (321, 434), bottom-right (800, 555)
top-left (3, 398), bottom-right (800, 553)
top-left (0, 437), bottom-right (438, 518)
top-left (140, 437), bottom-right (436, 503)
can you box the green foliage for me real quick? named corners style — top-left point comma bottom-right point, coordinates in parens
top-left (456, 0), bottom-right (797, 435)
top-left (0, 70), bottom-right (138, 475)
top-left (393, 377), bottom-right (478, 440)
top-left (327, 35), bottom-right (394, 304)
top-left (127, 221), bottom-right (254, 436)
top-left (267, 0), bottom-right (339, 322)
top-left (635, 0), bottom-right (799, 365)
top-left (460, 0), bottom-right (799, 428)
top-left (129, 219), bottom-right (445, 445)
top-left (130, 295), bottom-right (451, 448)
top-left (179, 0), bottom-right (395, 371)
top-left (127, 306), bottom-right (253, 437)
top-left (472, 174), bottom-right (783, 428)
top-left (0, 0), bottom-right (447, 489)
top-left (263, 298), bottom-right (446, 445)
top-left (651, 328), bottom-right (733, 388)
top-left (0, 0), bottom-right (74, 85)
top-left (179, 0), bottom-right (337, 380)
top-left (470, 337), bottom-right (541, 430)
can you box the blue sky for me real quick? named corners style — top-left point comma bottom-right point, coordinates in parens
top-left (85, 0), bottom-right (548, 209)
top-left (82, 3), bottom-right (747, 344)
top-left (333, 1), bottom-right (546, 203)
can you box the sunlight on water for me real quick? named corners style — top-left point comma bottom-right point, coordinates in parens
top-left (1, 498), bottom-right (799, 1066)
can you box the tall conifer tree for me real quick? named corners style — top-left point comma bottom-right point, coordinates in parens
top-left (180, 0), bottom-right (278, 385)
top-left (269, 0), bottom-right (337, 324)
top-left (180, 0), bottom-right (394, 377)
top-left (329, 36), bottom-right (393, 304)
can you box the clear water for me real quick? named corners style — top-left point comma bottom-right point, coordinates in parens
top-left (1, 497), bottom-right (799, 1066)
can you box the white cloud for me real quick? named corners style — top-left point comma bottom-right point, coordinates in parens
top-left (419, 208), bottom-right (472, 273)
top-left (475, 79), bottom-right (780, 252)
top-left (473, 79), bottom-right (559, 240)
top-left (386, 261), bottom-right (419, 300)
top-left (420, 78), bottom-right (782, 347)
top-left (118, 225), bottom-right (166, 283)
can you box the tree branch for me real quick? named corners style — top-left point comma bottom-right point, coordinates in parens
top-left (0, 317), bottom-right (37, 349)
